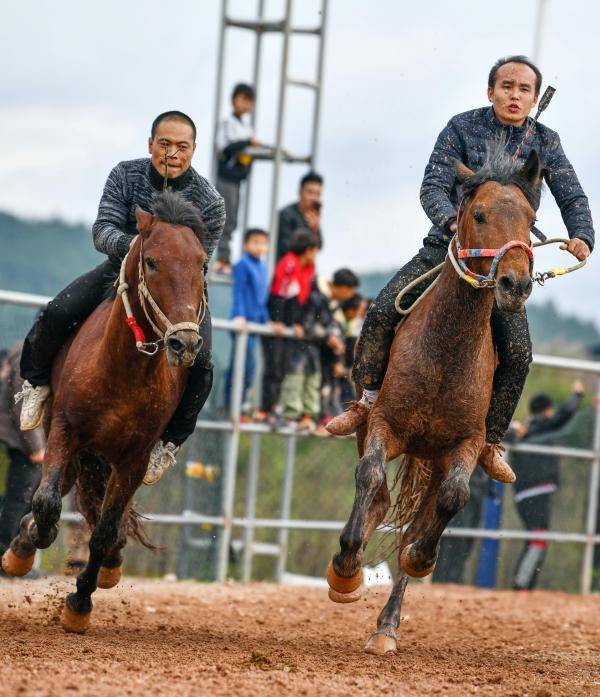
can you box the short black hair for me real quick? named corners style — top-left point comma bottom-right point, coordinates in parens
top-left (232, 83), bottom-right (255, 101)
top-left (289, 228), bottom-right (320, 255)
top-left (244, 227), bottom-right (268, 243)
top-left (488, 55), bottom-right (542, 96)
top-left (341, 294), bottom-right (363, 313)
top-left (151, 111), bottom-right (197, 142)
top-left (332, 268), bottom-right (359, 288)
top-left (530, 393), bottom-right (553, 415)
top-left (300, 171), bottom-right (323, 189)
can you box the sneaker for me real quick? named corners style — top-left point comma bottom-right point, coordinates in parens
top-left (143, 441), bottom-right (179, 486)
top-left (326, 400), bottom-right (370, 436)
top-left (478, 443), bottom-right (515, 483)
top-left (15, 381), bottom-right (51, 431)
top-left (297, 415), bottom-right (317, 433)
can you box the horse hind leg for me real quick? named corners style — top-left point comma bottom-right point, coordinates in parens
top-left (364, 562), bottom-right (409, 655)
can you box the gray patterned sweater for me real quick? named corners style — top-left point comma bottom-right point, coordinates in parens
top-left (92, 158), bottom-right (226, 264)
top-left (421, 107), bottom-right (595, 251)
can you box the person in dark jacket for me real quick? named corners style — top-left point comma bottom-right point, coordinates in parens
top-left (215, 83), bottom-right (261, 273)
top-left (327, 55), bottom-right (594, 485)
top-left (276, 172), bottom-right (323, 262)
top-left (16, 110), bottom-right (226, 486)
top-left (0, 342), bottom-right (44, 557)
top-left (509, 380), bottom-right (584, 590)
top-left (223, 228), bottom-right (270, 408)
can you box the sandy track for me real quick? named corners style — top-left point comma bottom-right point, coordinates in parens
top-left (0, 577), bottom-right (599, 696)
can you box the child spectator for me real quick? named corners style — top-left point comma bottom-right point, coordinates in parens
top-left (223, 229), bottom-right (270, 410)
top-left (256, 229), bottom-right (320, 428)
top-left (215, 83), bottom-right (261, 274)
top-left (277, 172), bottom-right (323, 261)
top-left (338, 294), bottom-right (365, 405)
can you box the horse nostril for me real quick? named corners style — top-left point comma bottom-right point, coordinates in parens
top-left (499, 274), bottom-right (516, 293)
top-left (520, 277), bottom-right (533, 296)
top-left (167, 337), bottom-right (185, 354)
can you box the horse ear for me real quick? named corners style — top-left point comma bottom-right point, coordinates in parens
top-left (135, 207), bottom-right (154, 238)
top-left (519, 150), bottom-right (542, 186)
top-left (456, 161), bottom-right (475, 183)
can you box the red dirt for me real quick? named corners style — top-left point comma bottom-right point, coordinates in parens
top-left (1, 577), bottom-right (599, 696)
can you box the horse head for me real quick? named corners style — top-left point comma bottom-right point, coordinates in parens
top-left (133, 191), bottom-right (207, 368)
top-left (455, 146), bottom-right (542, 313)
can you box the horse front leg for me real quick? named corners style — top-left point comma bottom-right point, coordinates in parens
top-left (400, 438), bottom-right (481, 578)
top-left (61, 466), bottom-right (143, 634)
top-left (1, 419), bottom-right (75, 577)
top-left (364, 561), bottom-right (409, 655)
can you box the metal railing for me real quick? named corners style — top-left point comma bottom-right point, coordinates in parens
top-left (1, 288), bottom-right (599, 592)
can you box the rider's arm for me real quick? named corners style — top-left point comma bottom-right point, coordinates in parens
top-left (420, 118), bottom-right (465, 230)
top-left (543, 134), bottom-right (595, 252)
top-left (92, 164), bottom-right (133, 260)
top-left (200, 196), bottom-right (227, 264)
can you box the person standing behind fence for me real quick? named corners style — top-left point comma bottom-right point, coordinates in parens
top-left (0, 341), bottom-right (44, 560)
top-left (223, 229), bottom-right (270, 410)
top-left (509, 380), bottom-right (585, 590)
top-left (276, 172), bottom-right (323, 262)
top-left (215, 83), bottom-right (261, 275)
top-left (256, 229), bottom-right (320, 427)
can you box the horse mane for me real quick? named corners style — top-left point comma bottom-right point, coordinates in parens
top-left (152, 190), bottom-right (206, 247)
top-left (459, 137), bottom-right (542, 211)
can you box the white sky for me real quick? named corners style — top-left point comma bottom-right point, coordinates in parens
top-left (1, 0), bottom-right (598, 321)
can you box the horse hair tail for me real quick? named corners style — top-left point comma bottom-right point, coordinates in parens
top-left (127, 506), bottom-right (159, 552)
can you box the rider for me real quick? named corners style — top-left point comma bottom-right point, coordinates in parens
top-left (16, 110), bottom-right (225, 486)
top-left (327, 55), bottom-right (594, 481)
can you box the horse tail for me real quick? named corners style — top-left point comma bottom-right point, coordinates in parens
top-left (388, 456), bottom-right (433, 541)
top-left (126, 506), bottom-right (159, 551)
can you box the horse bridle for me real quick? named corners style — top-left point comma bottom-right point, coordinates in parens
top-left (117, 235), bottom-right (206, 356)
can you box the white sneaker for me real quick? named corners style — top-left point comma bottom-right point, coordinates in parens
top-left (143, 441), bottom-right (179, 486)
top-left (15, 380), bottom-right (51, 431)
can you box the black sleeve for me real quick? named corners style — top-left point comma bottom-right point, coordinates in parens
top-left (221, 140), bottom-right (252, 159)
top-left (543, 393), bottom-right (583, 431)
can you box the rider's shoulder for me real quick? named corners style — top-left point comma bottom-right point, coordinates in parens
top-left (445, 107), bottom-right (489, 130)
top-left (186, 167), bottom-right (224, 210)
top-left (534, 121), bottom-right (561, 148)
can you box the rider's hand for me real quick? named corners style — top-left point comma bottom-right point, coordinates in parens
top-left (448, 221), bottom-right (457, 233)
top-left (29, 449), bottom-right (45, 464)
top-left (572, 379), bottom-right (585, 395)
top-left (560, 238), bottom-right (590, 261)
top-left (292, 324), bottom-right (305, 338)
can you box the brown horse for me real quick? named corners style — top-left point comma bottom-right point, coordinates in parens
top-left (1, 191), bottom-right (207, 633)
top-left (326, 147), bottom-right (542, 654)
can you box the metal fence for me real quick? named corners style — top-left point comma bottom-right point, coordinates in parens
top-left (1, 288), bottom-right (600, 593)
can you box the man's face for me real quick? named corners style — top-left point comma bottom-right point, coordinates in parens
top-left (488, 62), bottom-right (538, 126)
top-left (233, 94), bottom-right (255, 117)
top-left (148, 119), bottom-right (196, 179)
top-left (331, 284), bottom-right (356, 303)
top-left (299, 182), bottom-right (322, 210)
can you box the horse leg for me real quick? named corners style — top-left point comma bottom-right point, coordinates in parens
top-left (97, 512), bottom-right (128, 589)
top-left (1, 421), bottom-right (74, 577)
top-left (400, 440), bottom-right (481, 578)
top-left (328, 426), bottom-right (398, 602)
top-left (61, 468), bottom-right (141, 633)
top-left (364, 563), bottom-right (409, 655)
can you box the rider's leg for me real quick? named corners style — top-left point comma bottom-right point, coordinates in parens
top-left (327, 237), bottom-right (448, 436)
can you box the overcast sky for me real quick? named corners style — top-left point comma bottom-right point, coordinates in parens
top-left (1, 0), bottom-right (598, 321)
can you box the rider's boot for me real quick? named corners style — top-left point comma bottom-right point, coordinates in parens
top-left (478, 443), bottom-right (515, 483)
top-left (326, 389), bottom-right (379, 436)
top-left (143, 441), bottom-right (179, 486)
top-left (15, 381), bottom-right (51, 431)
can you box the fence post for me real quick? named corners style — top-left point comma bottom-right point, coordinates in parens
top-left (241, 433), bottom-right (261, 582)
top-left (581, 376), bottom-right (600, 593)
top-left (276, 434), bottom-right (296, 582)
top-left (216, 327), bottom-right (248, 581)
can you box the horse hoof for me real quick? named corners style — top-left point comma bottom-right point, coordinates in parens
top-left (326, 562), bottom-right (362, 594)
top-left (61, 603), bottom-right (91, 634)
top-left (364, 632), bottom-right (397, 655)
top-left (1, 548), bottom-right (35, 577)
top-left (328, 586), bottom-right (362, 603)
top-left (400, 543), bottom-right (436, 578)
top-left (97, 565), bottom-right (121, 589)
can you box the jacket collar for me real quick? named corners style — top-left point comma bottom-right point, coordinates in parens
top-left (149, 160), bottom-right (194, 192)
top-left (485, 106), bottom-right (530, 134)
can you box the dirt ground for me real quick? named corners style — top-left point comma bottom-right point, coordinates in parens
top-left (0, 577), bottom-right (599, 697)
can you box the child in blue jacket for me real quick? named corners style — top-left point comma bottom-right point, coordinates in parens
top-left (224, 229), bottom-right (270, 408)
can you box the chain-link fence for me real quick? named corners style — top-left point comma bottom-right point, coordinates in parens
top-left (1, 289), bottom-right (600, 593)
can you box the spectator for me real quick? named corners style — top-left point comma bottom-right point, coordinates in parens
top-left (338, 293), bottom-right (365, 406)
top-left (276, 172), bottom-right (323, 261)
top-left (256, 229), bottom-right (320, 427)
top-left (509, 380), bottom-right (585, 590)
top-left (215, 83), bottom-right (261, 274)
top-left (224, 229), bottom-right (270, 410)
top-left (0, 341), bottom-right (44, 561)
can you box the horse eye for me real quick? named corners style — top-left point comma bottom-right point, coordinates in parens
top-left (146, 258), bottom-right (157, 271)
top-left (473, 211), bottom-right (486, 224)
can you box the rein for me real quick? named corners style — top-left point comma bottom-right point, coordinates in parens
top-left (117, 236), bottom-right (206, 356)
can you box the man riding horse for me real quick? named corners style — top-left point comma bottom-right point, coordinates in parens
top-left (16, 111), bottom-right (225, 485)
top-left (327, 55), bottom-right (594, 481)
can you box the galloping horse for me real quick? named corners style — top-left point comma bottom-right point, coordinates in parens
top-left (2, 191), bottom-right (207, 633)
top-left (327, 146), bottom-right (542, 654)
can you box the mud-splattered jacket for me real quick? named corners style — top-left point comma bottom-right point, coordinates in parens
top-left (420, 106), bottom-right (595, 251)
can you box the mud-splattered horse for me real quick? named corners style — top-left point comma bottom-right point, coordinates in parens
top-left (327, 147), bottom-right (542, 653)
top-left (2, 191), bottom-right (207, 633)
